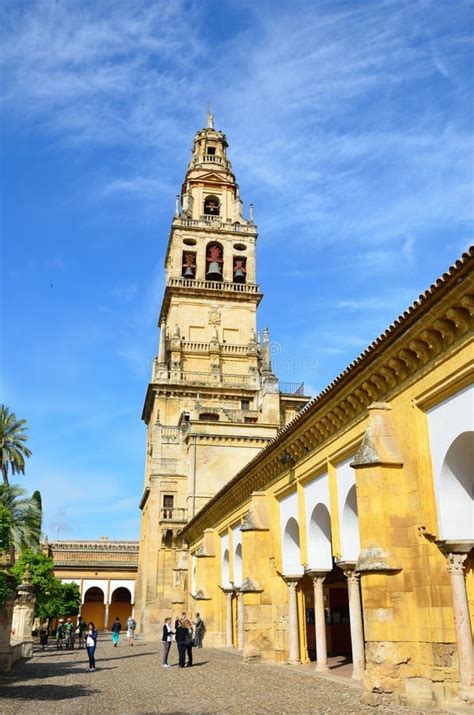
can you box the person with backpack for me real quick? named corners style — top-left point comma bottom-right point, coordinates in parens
top-left (111, 616), bottom-right (122, 647)
top-left (126, 615), bottom-right (137, 646)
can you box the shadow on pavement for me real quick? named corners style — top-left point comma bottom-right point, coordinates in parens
top-left (0, 683), bottom-right (99, 701)
top-left (0, 663), bottom-right (117, 682)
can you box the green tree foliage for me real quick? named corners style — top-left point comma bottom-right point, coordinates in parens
top-left (0, 485), bottom-right (41, 553)
top-left (0, 502), bottom-right (13, 553)
top-left (11, 550), bottom-right (80, 619)
top-left (0, 406), bottom-right (32, 486)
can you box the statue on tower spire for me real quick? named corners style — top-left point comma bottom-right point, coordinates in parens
top-left (207, 101), bottom-right (214, 129)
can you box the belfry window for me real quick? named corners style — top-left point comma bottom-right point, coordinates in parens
top-left (182, 251), bottom-right (196, 279)
top-left (206, 242), bottom-right (223, 281)
top-left (204, 195), bottom-right (220, 216)
top-left (207, 146), bottom-right (216, 155)
top-left (233, 256), bottom-right (246, 283)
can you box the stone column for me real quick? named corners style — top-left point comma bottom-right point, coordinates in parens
top-left (311, 572), bottom-right (329, 672)
top-left (447, 553), bottom-right (473, 695)
top-left (224, 589), bottom-right (234, 648)
top-left (344, 569), bottom-right (365, 680)
top-left (286, 579), bottom-right (300, 664)
top-left (236, 590), bottom-right (244, 650)
top-left (104, 602), bottom-right (110, 631)
top-left (10, 566), bottom-right (36, 658)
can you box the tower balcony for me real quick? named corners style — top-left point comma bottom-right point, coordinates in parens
top-left (167, 276), bottom-right (261, 295)
top-left (172, 215), bottom-right (257, 235)
top-left (159, 507), bottom-right (187, 524)
top-left (153, 367), bottom-right (260, 391)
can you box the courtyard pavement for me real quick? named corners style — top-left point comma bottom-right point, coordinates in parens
top-left (0, 639), bottom-right (442, 714)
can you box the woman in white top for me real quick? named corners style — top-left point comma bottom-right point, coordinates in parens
top-left (161, 617), bottom-right (174, 667)
top-left (85, 622), bottom-right (98, 672)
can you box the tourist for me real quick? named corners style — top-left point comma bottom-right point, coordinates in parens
top-left (76, 616), bottom-right (87, 649)
top-left (126, 615), bottom-right (137, 646)
top-left (65, 617), bottom-right (74, 649)
top-left (175, 618), bottom-right (188, 668)
top-left (175, 611), bottom-right (186, 630)
top-left (194, 613), bottom-right (204, 648)
top-left (39, 623), bottom-right (49, 650)
top-left (183, 618), bottom-right (194, 667)
top-left (161, 616), bottom-right (174, 667)
top-left (56, 619), bottom-right (64, 649)
top-left (111, 616), bottom-right (122, 647)
top-left (86, 621), bottom-right (98, 671)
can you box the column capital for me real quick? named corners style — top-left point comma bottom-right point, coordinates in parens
top-left (283, 577), bottom-right (300, 592)
top-left (307, 570), bottom-right (330, 584)
top-left (447, 552), bottom-right (468, 575)
top-left (344, 570), bottom-right (360, 585)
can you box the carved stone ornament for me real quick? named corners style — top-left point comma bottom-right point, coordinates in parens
top-left (239, 577), bottom-right (263, 593)
top-left (356, 547), bottom-right (402, 573)
top-left (240, 509), bottom-right (268, 531)
top-left (208, 308), bottom-right (221, 325)
top-left (447, 552), bottom-right (468, 575)
top-left (192, 589), bottom-right (211, 600)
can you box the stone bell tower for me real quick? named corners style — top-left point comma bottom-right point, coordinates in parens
top-left (135, 113), bottom-right (309, 637)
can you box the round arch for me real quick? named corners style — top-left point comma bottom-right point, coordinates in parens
top-left (82, 587), bottom-right (105, 630)
top-left (308, 503), bottom-right (332, 570)
top-left (222, 548), bottom-right (230, 588)
top-left (206, 241), bottom-right (223, 281)
top-left (439, 431), bottom-right (473, 539)
top-left (234, 543), bottom-right (242, 587)
top-left (342, 485), bottom-right (360, 562)
top-left (108, 587), bottom-right (132, 630)
top-left (283, 517), bottom-right (302, 575)
top-left (203, 194), bottom-right (220, 216)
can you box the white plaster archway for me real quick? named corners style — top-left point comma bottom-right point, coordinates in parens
top-left (222, 548), bottom-right (231, 588)
top-left (234, 543), bottom-right (242, 587)
top-left (439, 431), bottom-right (473, 539)
top-left (342, 484), bottom-right (360, 562)
top-left (308, 503), bottom-right (332, 570)
top-left (282, 517), bottom-right (302, 575)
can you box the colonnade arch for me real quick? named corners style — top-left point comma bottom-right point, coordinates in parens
top-left (81, 587), bottom-right (105, 630)
top-left (439, 431), bottom-right (473, 539)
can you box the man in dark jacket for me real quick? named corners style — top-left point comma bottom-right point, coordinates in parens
top-left (175, 619), bottom-right (192, 668)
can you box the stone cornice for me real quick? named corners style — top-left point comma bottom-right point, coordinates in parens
top-left (47, 541), bottom-right (139, 553)
top-left (180, 249), bottom-right (473, 545)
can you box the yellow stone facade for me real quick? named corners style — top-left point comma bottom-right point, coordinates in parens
top-left (135, 115), bottom-right (309, 636)
top-left (179, 249), bottom-right (473, 710)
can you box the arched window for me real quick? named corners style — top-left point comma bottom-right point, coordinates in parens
top-left (282, 517), bottom-right (302, 575)
top-left (203, 195), bottom-right (220, 216)
top-left (206, 242), bottom-right (223, 281)
top-left (308, 503), bottom-right (332, 570)
top-left (342, 485), bottom-right (360, 561)
top-left (439, 431), bottom-right (473, 539)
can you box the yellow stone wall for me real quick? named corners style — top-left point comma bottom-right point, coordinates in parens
top-left (181, 256), bottom-right (473, 709)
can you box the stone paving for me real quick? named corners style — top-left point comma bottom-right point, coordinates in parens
top-left (0, 639), bottom-right (442, 714)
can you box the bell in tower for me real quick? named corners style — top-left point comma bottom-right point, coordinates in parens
top-left (182, 251), bottom-right (196, 279)
top-left (233, 257), bottom-right (246, 284)
top-left (206, 243), bottom-right (223, 281)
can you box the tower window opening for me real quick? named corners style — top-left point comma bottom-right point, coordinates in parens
top-left (206, 242), bottom-right (223, 281)
top-left (199, 412), bottom-right (220, 422)
top-left (241, 399), bottom-right (250, 411)
top-left (233, 256), bottom-right (247, 284)
top-left (204, 195), bottom-right (220, 216)
top-left (163, 494), bottom-right (174, 519)
top-left (182, 251), bottom-right (196, 279)
top-left (207, 146), bottom-right (216, 155)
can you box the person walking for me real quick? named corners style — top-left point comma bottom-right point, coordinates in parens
top-left (39, 623), bottom-right (49, 650)
top-left (126, 615), bottom-right (137, 646)
top-left (86, 622), bottom-right (98, 672)
top-left (175, 618), bottom-right (188, 668)
top-left (111, 617), bottom-right (122, 647)
top-left (76, 616), bottom-right (87, 649)
top-left (161, 617), bottom-right (174, 667)
top-left (194, 613), bottom-right (204, 648)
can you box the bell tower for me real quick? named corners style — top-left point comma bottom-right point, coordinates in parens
top-left (135, 114), bottom-right (309, 637)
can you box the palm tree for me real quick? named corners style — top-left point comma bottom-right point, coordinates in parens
top-left (0, 485), bottom-right (41, 555)
top-left (0, 405), bottom-right (32, 486)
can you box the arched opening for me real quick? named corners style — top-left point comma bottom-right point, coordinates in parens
top-left (308, 503), bottom-right (332, 570)
top-left (182, 250), bottom-right (196, 279)
top-left (203, 195), bottom-right (220, 216)
top-left (109, 587), bottom-right (132, 630)
top-left (233, 256), bottom-right (247, 284)
top-left (82, 587), bottom-right (105, 630)
top-left (283, 517), bottom-right (302, 575)
top-left (342, 485), bottom-right (360, 562)
top-left (234, 543), bottom-right (242, 586)
top-left (222, 548), bottom-right (230, 587)
top-left (206, 242), bottom-right (223, 281)
top-left (439, 431), bottom-right (473, 539)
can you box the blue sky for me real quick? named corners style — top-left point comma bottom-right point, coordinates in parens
top-left (1, 0), bottom-right (472, 541)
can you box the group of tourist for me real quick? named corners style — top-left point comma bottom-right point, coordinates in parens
top-left (161, 612), bottom-right (204, 668)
